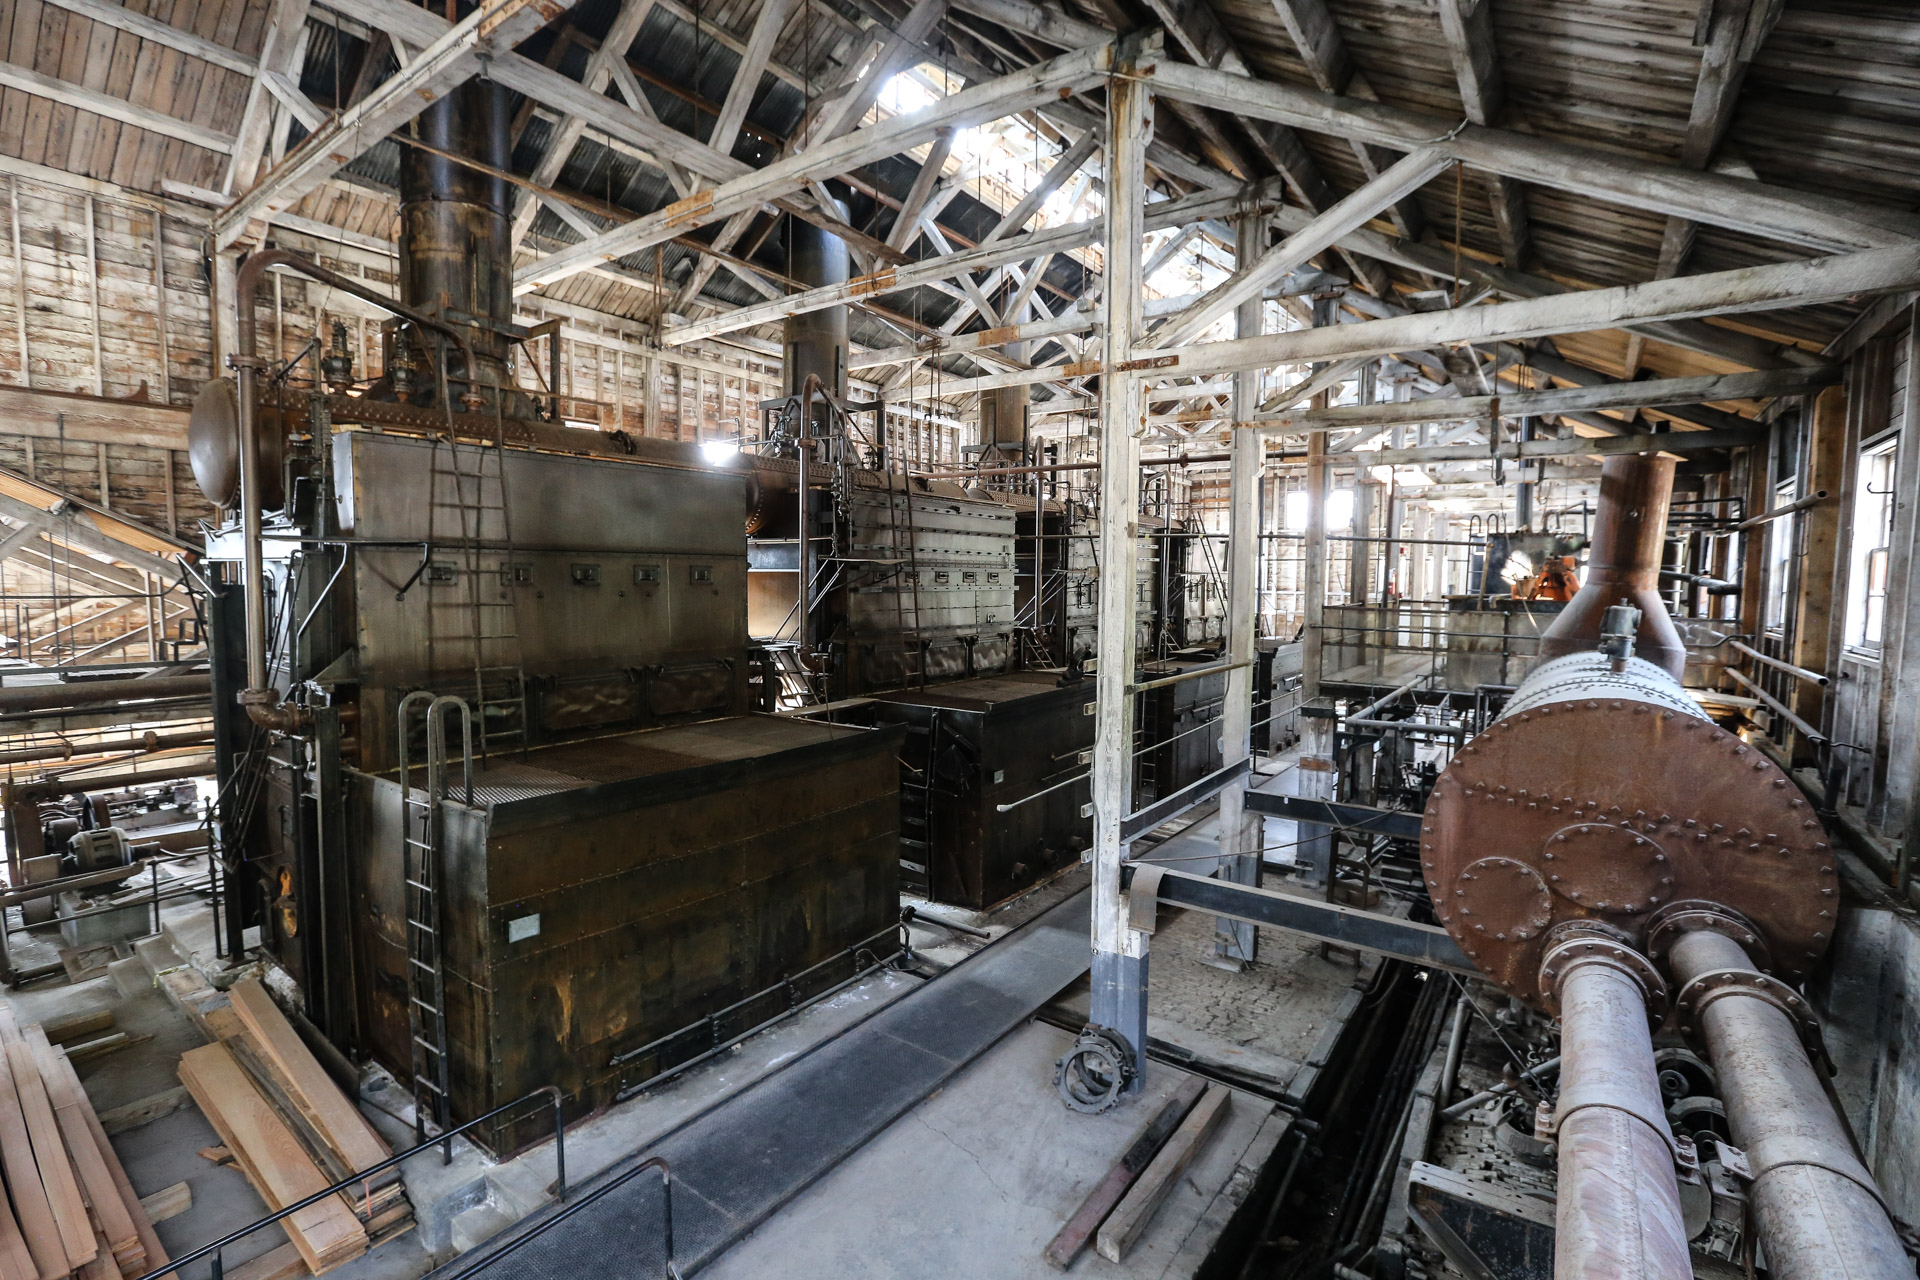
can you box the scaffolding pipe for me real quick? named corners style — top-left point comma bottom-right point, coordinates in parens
top-left (1547, 936), bottom-right (1691, 1280)
top-left (1666, 929), bottom-right (1909, 1280)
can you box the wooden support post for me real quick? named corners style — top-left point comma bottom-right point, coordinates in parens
top-left (96, 444), bottom-right (110, 511)
top-left (152, 211), bottom-right (171, 404)
top-left (163, 449), bottom-right (177, 537)
top-left (1088, 33), bottom-right (1156, 1078)
top-left (1792, 384), bottom-right (1848, 756)
top-left (1214, 205), bottom-right (1264, 969)
top-left (83, 198), bottom-right (103, 397)
top-left (10, 177), bottom-right (27, 388)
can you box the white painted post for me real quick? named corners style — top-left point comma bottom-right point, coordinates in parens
top-left (1213, 204), bottom-right (1265, 968)
top-left (1088, 33), bottom-right (1157, 1076)
top-left (1294, 296), bottom-right (1337, 886)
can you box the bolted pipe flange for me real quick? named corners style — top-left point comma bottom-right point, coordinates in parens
top-left (1537, 920), bottom-right (1669, 1023)
top-left (1646, 900), bottom-right (1772, 974)
top-left (1673, 967), bottom-right (1830, 1071)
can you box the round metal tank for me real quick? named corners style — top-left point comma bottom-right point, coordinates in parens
top-left (1419, 649), bottom-right (1835, 1002)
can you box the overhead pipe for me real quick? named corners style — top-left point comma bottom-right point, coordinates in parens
top-left (1660, 920), bottom-right (1909, 1280)
top-left (1542, 927), bottom-right (1692, 1280)
top-left (0, 675), bottom-right (209, 714)
top-left (0, 729), bottom-right (214, 767)
top-left (229, 249), bottom-right (479, 734)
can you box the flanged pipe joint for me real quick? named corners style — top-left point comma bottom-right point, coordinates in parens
top-left (1648, 903), bottom-right (1910, 1280)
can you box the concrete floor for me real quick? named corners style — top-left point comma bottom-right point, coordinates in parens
top-left (0, 769), bottom-right (1365, 1280)
top-left (702, 1021), bottom-right (1289, 1280)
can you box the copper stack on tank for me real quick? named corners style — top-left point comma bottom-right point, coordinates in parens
top-left (1537, 453), bottom-right (1687, 677)
top-left (1420, 451), bottom-right (1908, 1280)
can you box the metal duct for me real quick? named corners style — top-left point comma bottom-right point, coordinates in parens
top-left (1538, 453), bottom-right (1687, 679)
top-left (981, 341), bottom-right (1029, 463)
top-left (785, 203), bottom-right (850, 415)
top-left (398, 78), bottom-right (517, 410)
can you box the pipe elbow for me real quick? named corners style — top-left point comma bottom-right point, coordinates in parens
top-left (240, 688), bottom-right (312, 734)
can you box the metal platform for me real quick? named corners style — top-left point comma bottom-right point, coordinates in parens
top-left (433, 887), bottom-right (1096, 1279)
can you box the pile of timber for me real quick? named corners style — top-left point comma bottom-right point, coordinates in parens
top-left (0, 1007), bottom-right (169, 1280)
top-left (176, 980), bottom-right (412, 1276)
top-left (1045, 1079), bottom-right (1232, 1269)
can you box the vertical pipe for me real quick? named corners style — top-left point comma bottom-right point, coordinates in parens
top-left (1538, 452), bottom-right (1687, 678)
top-left (1550, 950), bottom-right (1692, 1280)
top-left (1666, 929), bottom-right (1908, 1280)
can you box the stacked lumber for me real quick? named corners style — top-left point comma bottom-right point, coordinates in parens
top-left (176, 980), bottom-right (413, 1277)
top-left (0, 1008), bottom-right (170, 1280)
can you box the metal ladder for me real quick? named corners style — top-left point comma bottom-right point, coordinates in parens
top-left (896, 712), bottom-right (940, 897)
top-left (397, 692), bottom-right (473, 1157)
top-left (425, 432), bottom-right (527, 759)
top-left (883, 481), bottom-right (928, 689)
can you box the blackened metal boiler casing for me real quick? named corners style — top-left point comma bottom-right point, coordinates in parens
top-left (870, 671), bottom-right (1094, 909)
top-left (349, 718), bottom-right (903, 1154)
top-left (1419, 651), bottom-right (1835, 1002)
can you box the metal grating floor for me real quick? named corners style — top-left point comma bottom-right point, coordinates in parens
top-left (437, 888), bottom-right (1094, 1279)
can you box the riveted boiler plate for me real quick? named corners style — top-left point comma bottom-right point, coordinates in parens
top-left (1540, 822), bottom-right (1671, 915)
top-left (1420, 698), bottom-right (1833, 1007)
top-left (1451, 856), bottom-right (1552, 945)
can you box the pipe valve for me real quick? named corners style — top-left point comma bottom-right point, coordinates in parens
top-left (1598, 598), bottom-right (1642, 671)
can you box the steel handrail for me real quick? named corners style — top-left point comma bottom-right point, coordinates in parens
top-left (132, 1086), bottom-right (566, 1280)
top-left (442, 1156), bottom-right (676, 1280)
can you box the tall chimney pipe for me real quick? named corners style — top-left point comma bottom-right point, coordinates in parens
top-left (1538, 453), bottom-right (1687, 679)
top-left (785, 201), bottom-right (850, 426)
top-left (399, 78), bottom-right (517, 410)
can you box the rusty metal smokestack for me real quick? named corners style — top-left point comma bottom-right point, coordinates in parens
top-left (399, 77), bottom-right (518, 411)
top-left (1538, 453), bottom-right (1686, 679)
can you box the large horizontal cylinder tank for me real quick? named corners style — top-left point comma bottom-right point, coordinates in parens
top-left (1420, 650), bottom-right (1835, 1000)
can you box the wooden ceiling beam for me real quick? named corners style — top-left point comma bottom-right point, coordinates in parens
top-left (1161, 243), bottom-right (1920, 379)
top-left (1433, 0), bottom-right (1530, 270)
top-left (1152, 60), bottom-right (1920, 252)
top-left (213, 0), bottom-right (572, 248)
top-left (1266, 0), bottom-right (1427, 242)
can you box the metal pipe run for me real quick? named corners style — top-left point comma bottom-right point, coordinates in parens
top-left (1729, 638), bottom-right (1830, 686)
top-left (1665, 928), bottom-right (1909, 1280)
top-left (0, 729), bottom-right (214, 766)
top-left (1545, 932), bottom-right (1691, 1280)
top-left (0, 675), bottom-right (210, 714)
top-left (1734, 489), bottom-right (1829, 532)
top-left (1725, 668), bottom-right (1827, 746)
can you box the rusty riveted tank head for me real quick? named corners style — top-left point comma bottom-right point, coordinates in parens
top-left (1420, 648), bottom-right (1837, 1008)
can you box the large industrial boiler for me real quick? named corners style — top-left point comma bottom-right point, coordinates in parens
top-left (1418, 453), bottom-right (1909, 1280)
top-left (190, 80), bottom-right (901, 1152)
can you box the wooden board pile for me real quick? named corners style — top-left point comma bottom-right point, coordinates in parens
top-left (0, 1007), bottom-right (170, 1280)
top-left (176, 980), bottom-right (412, 1276)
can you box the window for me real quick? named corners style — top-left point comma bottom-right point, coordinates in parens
top-left (1767, 480), bottom-right (1796, 633)
top-left (1282, 489), bottom-right (1354, 531)
top-left (1845, 440), bottom-right (1898, 651)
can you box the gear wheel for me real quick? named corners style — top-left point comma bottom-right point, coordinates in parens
top-left (1053, 1025), bottom-right (1136, 1113)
